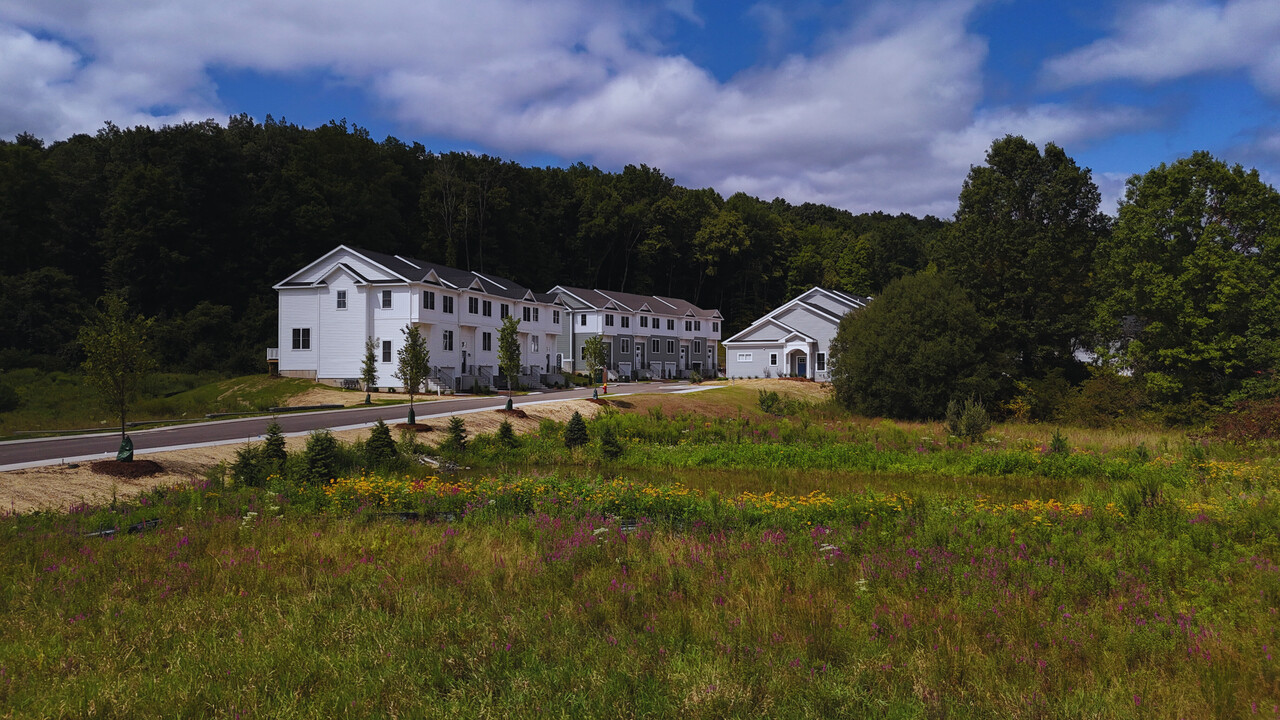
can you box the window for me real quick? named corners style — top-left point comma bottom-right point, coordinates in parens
top-left (442, 330), bottom-right (454, 351)
top-left (482, 300), bottom-right (492, 317)
top-left (500, 303), bottom-right (509, 318)
top-left (685, 320), bottom-right (692, 332)
top-left (482, 332), bottom-right (492, 352)
top-left (694, 340), bottom-right (702, 354)
top-left (816, 352), bottom-right (826, 371)
top-left (580, 346), bottom-right (587, 360)
top-left (382, 340), bottom-right (392, 363)
top-left (531, 335), bottom-right (539, 352)
top-left (621, 338), bottom-right (630, 354)
top-left (533, 307), bottom-right (539, 322)
top-left (336, 290), bottom-right (347, 310)
top-left (640, 316), bottom-right (648, 328)
top-left (423, 290), bottom-right (435, 310)
top-left (652, 316), bottom-right (660, 328)
top-left (621, 316), bottom-right (629, 328)
top-left (712, 321), bottom-right (719, 332)
top-left (770, 353), bottom-right (778, 366)
top-left (443, 296), bottom-right (454, 314)
top-left (695, 320), bottom-right (701, 331)
top-left (667, 319), bottom-right (674, 331)
top-left (291, 328), bottom-right (310, 350)
top-left (651, 338), bottom-right (660, 353)
top-left (737, 352), bottom-right (753, 362)
top-left (381, 290), bottom-right (392, 309)
top-left (523, 307), bottom-right (531, 322)
top-left (667, 340), bottom-right (675, 354)
top-left (468, 297), bottom-right (479, 314)
top-left (604, 314), bottom-right (614, 327)
top-left (553, 310), bottom-right (560, 324)
top-left (580, 314), bottom-right (587, 326)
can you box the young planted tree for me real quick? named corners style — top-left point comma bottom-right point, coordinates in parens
top-left (78, 294), bottom-right (156, 459)
top-left (361, 336), bottom-right (378, 392)
top-left (583, 335), bottom-right (607, 387)
top-left (393, 325), bottom-right (430, 424)
top-left (498, 314), bottom-right (522, 394)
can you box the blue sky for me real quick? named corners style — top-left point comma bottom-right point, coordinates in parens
top-left (2, 0), bottom-right (1278, 217)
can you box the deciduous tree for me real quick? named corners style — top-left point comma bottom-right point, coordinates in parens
top-left (79, 294), bottom-right (156, 454)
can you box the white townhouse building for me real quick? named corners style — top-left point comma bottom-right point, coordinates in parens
top-left (272, 246), bottom-right (568, 392)
top-left (723, 287), bottom-right (869, 382)
top-left (549, 286), bottom-right (723, 380)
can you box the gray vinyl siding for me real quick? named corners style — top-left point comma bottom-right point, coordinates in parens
top-left (726, 346), bottom-right (785, 379)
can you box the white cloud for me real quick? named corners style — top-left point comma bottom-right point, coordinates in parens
top-left (1042, 0), bottom-right (1280, 94)
top-left (0, 0), bottom-right (1144, 215)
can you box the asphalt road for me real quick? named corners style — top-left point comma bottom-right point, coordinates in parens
top-left (0, 382), bottom-right (705, 470)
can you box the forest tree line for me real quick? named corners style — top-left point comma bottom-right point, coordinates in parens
top-left (1, 117), bottom-right (1276, 422)
top-left (0, 115), bottom-right (940, 375)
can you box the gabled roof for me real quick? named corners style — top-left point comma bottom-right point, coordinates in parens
top-left (552, 285), bottom-right (720, 318)
top-left (723, 287), bottom-right (870, 346)
top-left (723, 316), bottom-right (816, 345)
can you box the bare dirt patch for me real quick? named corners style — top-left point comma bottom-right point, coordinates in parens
top-left (393, 423), bottom-right (434, 433)
top-left (89, 459), bottom-right (164, 478)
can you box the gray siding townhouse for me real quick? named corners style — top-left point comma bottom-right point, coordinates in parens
top-left (549, 286), bottom-right (723, 379)
top-left (723, 287), bottom-right (869, 381)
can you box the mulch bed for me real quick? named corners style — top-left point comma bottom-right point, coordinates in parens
top-left (89, 459), bottom-right (165, 478)
top-left (775, 376), bottom-right (814, 383)
top-left (496, 408), bottom-right (529, 419)
top-left (587, 398), bottom-right (611, 406)
top-left (393, 423), bottom-right (434, 433)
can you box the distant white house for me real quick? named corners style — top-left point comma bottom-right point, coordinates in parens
top-left (271, 245), bottom-right (567, 393)
top-left (723, 287), bottom-right (869, 381)
top-left (271, 245), bottom-right (724, 391)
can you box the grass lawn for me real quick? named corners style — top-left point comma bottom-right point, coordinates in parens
top-left (0, 371), bottom-right (331, 438)
top-left (2, 382), bottom-right (1277, 717)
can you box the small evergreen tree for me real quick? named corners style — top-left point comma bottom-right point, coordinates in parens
top-left (303, 430), bottom-right (339, 482)
top-left (262, 420), bottom-right (287, 469)
top-left (441, 416), bottom-right (468, 454)
top-left (365, 419), bottom-right (397, 465)
top-left (946, 397), bottom-right (991, 442)
top-left (564, 411), bottom-right (589, 448)
top-left (496, 419), bottom-right (519, 448)
top-left (231, 443), bottom-right (268, 487)
top-left (599, 424), bottom-right (623, 460)
top-left (361, 336), bottom-right (379, 391)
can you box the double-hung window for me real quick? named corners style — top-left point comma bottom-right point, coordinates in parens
top-left (640, 316), bottom-right (648, 328)
top-left (621, 338), bottom-right (631, 354)
top-left (442, 330), bottom-right (454, 351)
top-left (666, 319), bottom-right (674, 331)
top-left (291, 328), bottom-right (310, 350)
top-left (553, 310), bottom-right (560, 324)
top-left (667, 340), bottom-right (675, 353)
top-left (482, 300), bottom-right (492, 317)
top-left (651, 338), bottom-right (660, 353)
top-left (423, 291), bottom-right (435, 310)
top-left (694, 340), bottom-right (702, 355)
top-left (712, 322), bottom-right (719, 332)
top-left (482, 332), bottom-right (492, 352)
top-left (523, 307), bottom-right (532, 322)
top-left (580, 314), bottom-right (587, 326)
top-left (604, 314), bottom-right (614, 327)
top-left (500, 303), bottom-right (509, 318)
top-left (381, 290), bottom-right (392, 309)
top-left (685, 320), bottom-right (692, 332)
top-left (443, 296), bottom-right (454, 314)
top-left (694, 321), bottom-right (701, 331)
top-left (816, 352), bottom-right (826, 371)
top-left (621, 316), bottom-right (629, 328)
top-left (468, 297), bottom-right (479, 314)
top-left (382, 340), bottom-right (392, 363)
top-left (336, 290), bottom-right (347, 310)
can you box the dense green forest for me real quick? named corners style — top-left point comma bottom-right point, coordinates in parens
top-left (2, 117), bottom-right (1276, 422)
top-left (0, 116), bottom-right (941, 376)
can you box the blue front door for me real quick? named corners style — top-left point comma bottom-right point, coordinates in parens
top-left (796, 356), bottom-right (807, 377)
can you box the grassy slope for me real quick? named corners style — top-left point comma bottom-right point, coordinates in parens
top-left (0, 370), bottom-right (320, 437)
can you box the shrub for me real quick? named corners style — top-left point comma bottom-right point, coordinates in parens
top-left (758, 390), bottom-right (782, 415)
top-left (1210, 398), bottom-right (1280, 444)
top-left (537, 417), bottom-right (560, 440)
top-left (0, 382), bottom-right (19, 412)
top-left (497, 419), bottom-right (519, 448)
top-left (946, 397), bottom-right (991, 442)
top-left (564, 411), bottom-right (589, 449)
top-left (303, 430), bottom-right (339, 482)
top-left (441, 416), bottom-right (468, 454)
top-left (599, 425), bottom-right (623, 460)
top-left (690, 370), bottom-right (703, 385)
top-left (365, 419), bottom-right (398, 465)
top-left (230, 443), bottom-right (269, 488)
